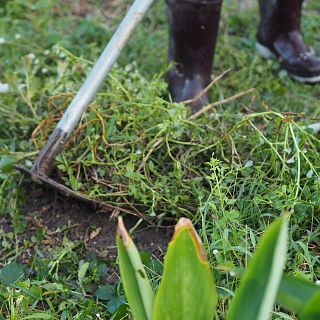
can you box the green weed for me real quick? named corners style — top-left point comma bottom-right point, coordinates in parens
top-left (0, 0), bottom-right (320, 318)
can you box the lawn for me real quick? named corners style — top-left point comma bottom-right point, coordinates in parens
top-left (0, 0), bottom-right (320, 318)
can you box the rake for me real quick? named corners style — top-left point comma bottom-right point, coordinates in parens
top-left (17, 0), bottom-right (155, 204)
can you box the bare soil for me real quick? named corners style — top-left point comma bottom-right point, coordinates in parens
top-left (7, 179), bottom-right (173, 265)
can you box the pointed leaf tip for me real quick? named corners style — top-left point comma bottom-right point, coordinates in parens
top-left (153, 217), bottom-right (217, 320)
top-left (117, 216), bottom-right (131, 247)
top-left (174, 218), bottom-right (207, 262)
top-left (116, 216), bottom-right (154, 320)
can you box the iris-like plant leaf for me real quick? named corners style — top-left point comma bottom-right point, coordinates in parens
top-left (116, 216), bottom-right (154, 320)
top-left (227, 216), bottom-right (288, 320)
top-left (300, 290), bottom-right (320, 320)
top-left (277, 274), bottom-right (320, 314)
top-left (153, 218), bottom-right (217, 320)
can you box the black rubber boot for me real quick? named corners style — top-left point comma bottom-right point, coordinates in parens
top-left (257, 0), bottom-right (320, 83)
top-left (167, 0), bottom-right (223, 112)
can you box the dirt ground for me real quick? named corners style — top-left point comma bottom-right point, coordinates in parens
top-left (6, 179), bottom-right (173, 265)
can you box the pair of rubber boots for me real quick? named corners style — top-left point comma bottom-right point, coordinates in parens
top-left (167, 0), bottom-right (320, 111)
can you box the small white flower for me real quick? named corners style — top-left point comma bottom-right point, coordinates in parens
top-left (27, 53), bottom-right (35, 60)
top-left (44, 49), bottom-right (50, 55)
top-left (18, 84), bottom-right (27, 89)
top-left (136, 149), bottom-right (142, 155)
top-left (229, 271), bottom-right (236, 277)
top-left (59, 51), bottom-right (66, 58)
top-left (212, 249), bottom-right (219, 256)
top-left (25, 159), bottom-right (33, 168)
top-left (34, 58), bottom-right (40, 65)
top-left (124, 64), bottom-right (133, 72)
top-left (15, 34), bottom-right (21, 40)
top-left (245, 160), bottom-right (253, 168)
top-left (307, 170), bottom-right (314, 179)
top-left (316, 280), bottom-right (320, 286)
top-left (286, 157), bottom-right (295, 164)
top-left (0, 37), bottom-right (6, 44)
top-left (0, 83), bottom-right (10, 93)
top-left (41, 68), bottom-right (48, 74)
top-left (278, 70), bottom-right (288, 78)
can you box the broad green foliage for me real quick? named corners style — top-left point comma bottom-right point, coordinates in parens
top-left (227, 216), bottom-right (288, 320)
top-left (278, 275), bottom-right (320, 314)
top-left (153, 218), bottom-right (217, 320)
top-left (300, 291), bottom-right (320, 320)
top-left (117, 217), bottom-right (154, 320)
top-left (117, 216), bottom-right (320, 320)
top-left (117, 217), bottom-right (217, 320)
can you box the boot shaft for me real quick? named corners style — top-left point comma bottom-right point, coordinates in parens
top-left (167, 0), bottom-right (223, 77)
top-left (258, 0), bottom-right (304, 46)
top-left (166, 0), bottom-right (223, 110)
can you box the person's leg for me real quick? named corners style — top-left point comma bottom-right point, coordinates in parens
top-left (257, 0), bottom-right (320, 83)
top-left (166, 0), bottom-right (223, 112)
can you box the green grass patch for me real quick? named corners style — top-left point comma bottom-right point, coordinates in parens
top-left (1, 0), bottom-right (320, 318)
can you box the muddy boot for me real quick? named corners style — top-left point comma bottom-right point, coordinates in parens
top-left (257, 0), bottom-right (320, 83)
top-left (167, 0), bottom-right (223, 112)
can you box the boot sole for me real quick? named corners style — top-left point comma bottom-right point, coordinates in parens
top-left (256, 42), bottom-right (320, 84)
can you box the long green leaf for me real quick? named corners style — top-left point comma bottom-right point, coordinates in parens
top-left (116, 217), bottom-right (154, 320)
top-left (153, 218), bottom-right (217, 320)
top-left (227, 216), bottom-right (288, 320)
top-left (277, 274), bottom-right (320, 314)
top-left (217, 267), bottom-right (320, 315)
top-left (300, 290), bottom-right (320, 320)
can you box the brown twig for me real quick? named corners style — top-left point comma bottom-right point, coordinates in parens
top-left (189, 88), bottom-right (256, 120)
top-left (137, 137), bottom-right (164, 172)
top-left (122, 197), bottom-right (155, 225)
top-left (183, 69), bottom-right (231, 105)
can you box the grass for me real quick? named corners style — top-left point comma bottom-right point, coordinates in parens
top-left (0, 0), bottom-right (320, 318)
